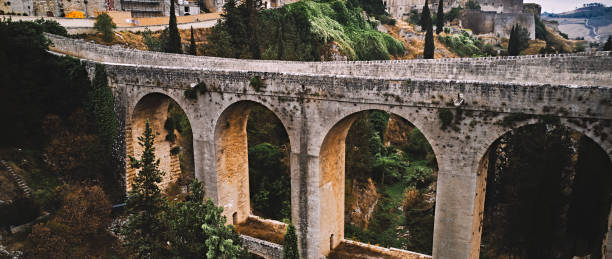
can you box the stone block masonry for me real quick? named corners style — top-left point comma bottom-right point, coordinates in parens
top-left (45, 33), bottom-right (612, 259)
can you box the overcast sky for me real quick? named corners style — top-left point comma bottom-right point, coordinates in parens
top-left (524, 0), bottom-right (612, 13)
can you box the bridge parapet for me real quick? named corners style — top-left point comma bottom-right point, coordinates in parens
top-left (46, 33), bottom-right (612, 87)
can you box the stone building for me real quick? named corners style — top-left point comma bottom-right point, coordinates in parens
top-left (384, 0), bottom-right (466, 20)
top-left (478, 0), bottom-right (523, 13)
top-left (1, 0), bottom-right (114, 17)
top-left (1, 0), bottom-right (33, 15)
top-left (461, 0), bottom-right (536, 40)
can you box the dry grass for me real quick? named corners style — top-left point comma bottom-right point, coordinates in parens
top-left (82, 27), bottom-right (211, 54)
top-left (384, 21), bottom-right (459, 60)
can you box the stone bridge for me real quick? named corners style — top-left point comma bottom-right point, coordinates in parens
top-left (46, 33), bottom-right (612, 259)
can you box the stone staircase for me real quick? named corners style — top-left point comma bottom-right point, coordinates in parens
top-left (125, 122), bottom-right (136, 191)
top-left (0, 160), bottom-right (32, 198)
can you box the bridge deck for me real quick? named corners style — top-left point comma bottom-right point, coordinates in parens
top-left (45, 33), bottom-right (612, 87)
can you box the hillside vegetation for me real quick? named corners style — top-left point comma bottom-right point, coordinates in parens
top-left (204, 0), bottom-right (405, 60)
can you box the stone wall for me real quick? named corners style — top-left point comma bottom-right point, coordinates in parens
top-left (461, 10), bottom-right (535, 39)
top-left (0, 0), bottom-right (33, 15)
top-left (240, 235), bottom-right (283, 259)
top-left (477, 0), bottom-right (523, 13)
top-left (494, 11), bottom-right (535, 39)
top-left (523, 3), bottom-right (540, 20)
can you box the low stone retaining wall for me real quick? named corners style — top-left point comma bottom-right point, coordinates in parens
top-left (240, 234), bottom-right (283, 259)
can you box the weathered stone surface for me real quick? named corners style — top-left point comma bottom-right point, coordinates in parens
top-left (45, 34), bottom-right (612, 259)
top-left (240, 234), bottom-right (283, 259)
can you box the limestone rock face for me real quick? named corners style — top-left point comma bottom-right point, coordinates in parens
top-left (346, 178), bottom-right (379, 229)
top-left (384, 114), bottom-right (414, 148)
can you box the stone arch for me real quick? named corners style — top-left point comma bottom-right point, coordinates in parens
top-left (127, 92), bottom-right (195, 193)
top-left (318, 108), bottom-right (439, 256)
top-left (470, 119), bottom-right (612, 258)
top-left (213, 100), bottom-right (293, 226)
top-left (313, 105), bottom-right (442, 163)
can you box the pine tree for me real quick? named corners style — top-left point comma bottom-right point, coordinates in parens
top-left (165, 179), bottom-right (246, 258)
top-left (436, 0), bottom-right (444, 34)
top-left (419, 0), bottom-right (431, 32)
top-left (604, 35), bottom-right (612, 51)
top-left (166, 0), bottom-right (182, 54)
top-left (122, 120), bottom-right (168, 258)
top-left (423, 0), bottom-right (435, 59)
top-left (189, 26), bottom-right (197, 55)
top-left (508, 24), bottom-right (529, 56)
top-left (283, 223), bottom-right (299, 259)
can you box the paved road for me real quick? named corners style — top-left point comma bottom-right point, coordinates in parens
top-left (0, 14), bottom-right (220, 34)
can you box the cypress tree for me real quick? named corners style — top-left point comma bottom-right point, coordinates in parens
top-left (508, 24), bottom-right (529, 56)
top-left (604, 35), bottom-right (612, 51)
top-left (189, 26), bottom-right (197, 55)
top-left (282, 223), bottom-right (299, 259)
top-left (89, 64), bottom-right (120, 198)
top-left (436, 0), bottom-right (444, 34)
top-left (419, 0), bottom-right (431, 32)
top-left (508, 25), bottom-right (517, 56)
top-left (166, 0), bottom-right (182, 54)
top-left (423, 0), bottom-right (435, 59)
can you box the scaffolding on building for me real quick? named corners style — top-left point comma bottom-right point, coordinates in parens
top-left (121, 0), bottom-right (163, 17)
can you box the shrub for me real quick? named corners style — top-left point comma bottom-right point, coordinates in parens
top-left (195, 82), bottom-right (207, 94)
top-left (438, 109), bottom-right (453, 130)
top-left (143, 29), bottom-right (162, 51)
top-left (250, 76), bottom-right (263, 91)
top-left (0, 197), bottom-right (41, 227)
top-left (465, 0), bottom-right (480, 10)
top-left (170, 146), bottom-right (181, 155)
top-left (34, 18), bottom-right (68, 36)
top-left (93, 13), bottom-right (116, 42)
top-left (184, 88), bottom-right (197, 99)
top-left (164, 117), bottom-right (176, 131)
top-left (166, 132), bottom-right (177, 142)
top-left (508, 24), bottom-right (530, 56)
top-left (438, 30), bottom-right (484, 57)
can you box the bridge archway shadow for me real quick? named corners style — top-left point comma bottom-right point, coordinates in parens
top-left (214, 100), bottom-right (292, 245)
top-left (128, 93), bottom-right (195, 196)
top-left (320, 109), bottom-right (438, 258)
top-left (473, 122), bottom-right (612, 259)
